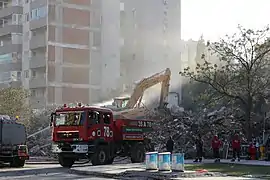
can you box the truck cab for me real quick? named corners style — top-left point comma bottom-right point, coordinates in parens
top-left (51, 103), bottom-right (154, 168)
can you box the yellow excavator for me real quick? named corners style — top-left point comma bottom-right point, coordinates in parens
top-left (107, 68), bottom-right (171, 119)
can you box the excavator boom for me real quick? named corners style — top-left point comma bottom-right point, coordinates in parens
top-left (126, 68), bottom-right (171, 108)
top-left (113, 68), bottom-right (171, 119)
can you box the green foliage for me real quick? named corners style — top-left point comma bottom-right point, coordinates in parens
top-left (0, 87), bottom-right (30, 118)
top-left (180, 25), bottom-right (270, 140)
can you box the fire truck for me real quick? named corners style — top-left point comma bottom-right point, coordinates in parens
top-left (50, 104), bottom-right (154, 168)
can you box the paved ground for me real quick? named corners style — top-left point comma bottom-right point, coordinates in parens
top-left (0, 159), bottom-right (267, 180)
top-left (0, 164), bottom-right (115, 180)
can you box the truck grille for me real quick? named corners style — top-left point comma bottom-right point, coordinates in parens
top-left (57, 132), bottom-right (79, 139)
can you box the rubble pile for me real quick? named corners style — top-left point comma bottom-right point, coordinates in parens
top-left (147, 106), bottom-right (244, 158)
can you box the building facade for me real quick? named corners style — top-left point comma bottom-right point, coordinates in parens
top-left (119, 0), bottom-right (181, 90)
top-left (20, 0), bottom-right (120, 108)
top-left (0, 0), bottom-right (23, 88)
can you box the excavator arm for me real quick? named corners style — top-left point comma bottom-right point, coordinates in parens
top-left (126, 68), bottom-right (171, 109)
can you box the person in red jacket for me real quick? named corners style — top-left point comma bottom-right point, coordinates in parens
top-left (212, 135), bottom-right (222, 162)
top-left (231, 133), bottom-right (241, 162)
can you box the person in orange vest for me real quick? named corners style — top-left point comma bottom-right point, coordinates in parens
top-left (231, 133), bottom-right (241, 162)
top-left (212, 135), bottom-right (222, 162)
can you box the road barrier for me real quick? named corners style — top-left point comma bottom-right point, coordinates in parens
top-left (145, 152), bottom-right (158, 170)
top-left (145, 152), bottom-right (185, 172)
top-left (158, 152), bottom-right (171, 171)
top-left (172, 153), bottom-right (184, 172)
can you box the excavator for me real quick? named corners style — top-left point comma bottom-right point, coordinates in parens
top-left (105, 68), bottom-right (172, 119)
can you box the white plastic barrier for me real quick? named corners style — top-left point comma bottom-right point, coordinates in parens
top-left (145, 152), bottom-right (158, 170)
top-left (172, 153), bottom-right (185, 172)
top-left (158, 152), bottom-right (171, 171)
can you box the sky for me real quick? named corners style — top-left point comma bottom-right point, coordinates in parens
top-left (181, 0), bottom-right (270, 41)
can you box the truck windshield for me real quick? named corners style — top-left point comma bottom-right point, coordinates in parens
top-left (55, 112), bottom-right (85, 126)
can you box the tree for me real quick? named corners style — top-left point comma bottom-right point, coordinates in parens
top-left (180, 25), bottom-right (270, 140)
top-left (0, 87), bottom-right (30, 118)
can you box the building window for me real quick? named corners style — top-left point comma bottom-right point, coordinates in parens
top-left (0, 53), bottom-right (12, 63)
top-left (32, 70), bottom-right (36, 78)
top-left (25, 13), bottom-right (29, 22)
top-left (12, 14), bottom-right (23, 25)
top-left (24, 70), bottom-right (29, 78)
top-left (32, 51), bottom-right (36, 56)
top-left (31, 89), bottom-right (36, 97)
top-left (38, 6), bottom-right (47, 18)
top-left (0, 1), bottom-right (8, 9)
top-left (31, 9), bottom-right (38, 20)
top-left (93, 31), bottom-right (101, 47)
top-left (17, 71), bottom-right (21, 80)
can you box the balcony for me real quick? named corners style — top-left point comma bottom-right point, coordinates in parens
top-left (29, 76), bottom-right (46, 88)
top-left (0, 61), bottom-right (21, 72)
top-left (0, 80), bottom-right (21, 88)
top-left (30, 33), bottom-right (47, 49)
top-left (30, 55), bottom-right (46, 69)
top-left (0, 6), bottom-right (22, 19)
top-left (29, 17), bottom-right (46, 30)
top-left (0, 24), bottom-right (22, 37)
top-left (0, 43), bottom-right (22, 54)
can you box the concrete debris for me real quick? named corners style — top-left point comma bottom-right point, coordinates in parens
top-left (147, 106), bottom-right (243, 158)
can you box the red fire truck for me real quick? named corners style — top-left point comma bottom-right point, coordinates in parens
top-left (50, 103), bottom-right (154, 168)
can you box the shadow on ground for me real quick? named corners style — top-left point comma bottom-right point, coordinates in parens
top-left (0, 163), bottom-right (91, 177)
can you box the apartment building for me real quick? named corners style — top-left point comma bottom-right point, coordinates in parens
top-left (19, 0), bottom-right (120, 108)
top-left (119, 0), bottom-right (181, 90)
top-left (0, 0), bottom-right (23, 88)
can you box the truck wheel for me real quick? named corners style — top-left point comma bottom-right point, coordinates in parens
top-left (106, 157), bottom-right (114, 164)
top-left (10, 158), bottom-right (25, 168)
top-left (91, 145), bottom-right (108, 166)
top-left (131, 143), bottom-right (145, 163)
top-left (59, 155), bottom-right (75, 168)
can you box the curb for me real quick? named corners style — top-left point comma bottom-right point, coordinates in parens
top-left (69, 168), bottom-right (224, 180)
top-left (26, 161), bottom-right (59, 165)
top-left (69, 169), bottom-right (118, 179)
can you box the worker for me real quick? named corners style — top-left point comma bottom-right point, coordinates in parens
top-left (166, 136), bottom-right (174, 155)
top-left (231, 133), bottom-right (241, 162)
top-left (212, 135), bottom-right (222, 162)
top-left (193, 135), bottom-right (204, 163)
top-left (248, 142), bottom-right (256, 160)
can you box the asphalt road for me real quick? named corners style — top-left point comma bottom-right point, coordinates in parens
top-left (0, 163), bottom-right (116, 180)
